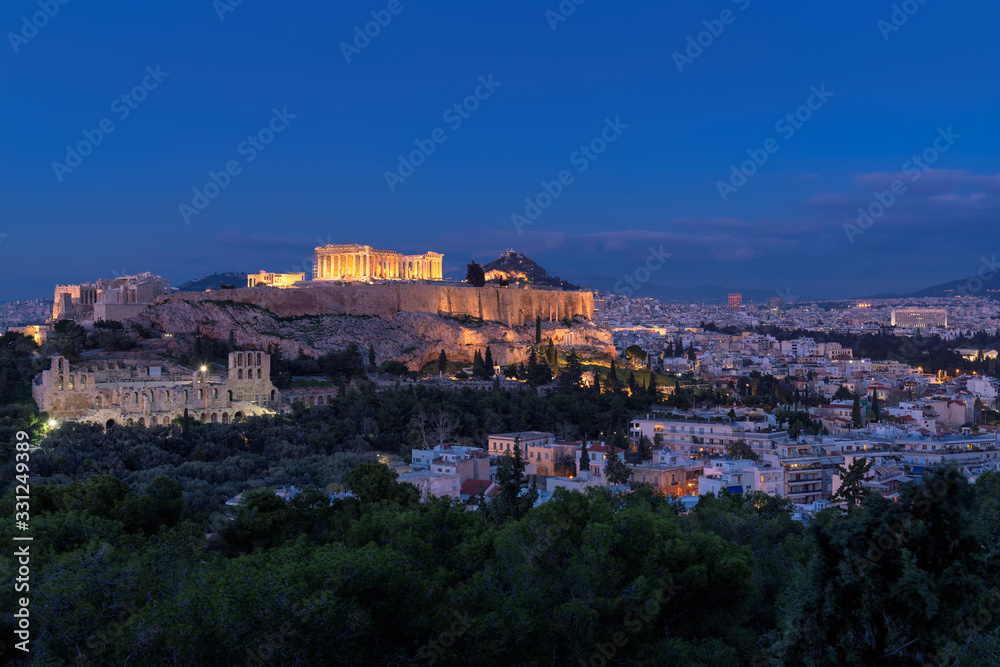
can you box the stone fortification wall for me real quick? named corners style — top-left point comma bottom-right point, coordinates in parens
top-left (155, 283), bottom-right (593, 325)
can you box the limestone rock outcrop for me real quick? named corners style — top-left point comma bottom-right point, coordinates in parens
top-left (135, 299), bottom-right (613, 370)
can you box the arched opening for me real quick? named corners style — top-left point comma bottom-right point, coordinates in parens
top-left (247, 354), bottom-right (253, 366)
top-left (213, 388), bottom-right (218, 399)
top-left (58, 375), bottom-right (63, 390)
top-left (200, 413), bottom-right (208, 423)
top-left (69, 375), bottom-right (74, 390)
top-left (222, 412), bottom-right (230, 424)
top-left (256, 368), bottom-right (261, 379)
top-left (81, 375), bottom-right (87, 388)
top-left (238, 353), bottom-right (243, 366)
top-left (270, 389), bottom-right (276, 402)
top-left (317, 395), bottom-right (324, 405)
top-left (238, 369), bottom-right (243, 380)
top-left (211, 413), bottom-right (218, 423)
top-left (134, 391), bottom-right (139, 403)
top-left (256, 353), bottom-right (262, 365)
top-left (184, 390), bottom-right (189, 402)
top-left (228, 390), bottom-right (233, 401)
top-left (308, 397), bottom-right (315, 406)
top-left (149, 416), bottom-right (157, 425)
top-left (234, 411), bottom-right (244, 421)
top-left (106, 419), bottom-right (116, 428)
top-left (127, 418), bottom-right (134, 425)
top-left (95, 396), bottom-right (102, 409)
top-left (138, 417), bottom-right (145, 427)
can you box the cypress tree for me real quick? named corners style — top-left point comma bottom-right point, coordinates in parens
top-left (484, 347), bottom-right (495, 377)
top-left (437, 349), bottom-right (448, 374)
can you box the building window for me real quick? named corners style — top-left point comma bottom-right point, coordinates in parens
top-left (238, 369), bottom-right (243, 380)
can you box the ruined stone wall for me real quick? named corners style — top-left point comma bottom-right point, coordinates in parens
top-left (154, 283), bottom-right (593, 325)
top-left (34, 355), bottom-right (278, 426)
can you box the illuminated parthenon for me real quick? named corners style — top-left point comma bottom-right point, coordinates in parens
top-left (313, 244), bottom-right (444, 281)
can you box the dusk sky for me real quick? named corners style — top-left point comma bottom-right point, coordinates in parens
top-left (2, 0), bottom-right (998, 302)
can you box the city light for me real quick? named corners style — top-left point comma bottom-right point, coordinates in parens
top-left (200, 365), bottom-right (207, 373)
top-left (47, 419), bottom-right (57, 429)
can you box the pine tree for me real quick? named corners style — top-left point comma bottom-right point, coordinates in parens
top-left (437, 350), bottom-right (448, 375)
top-left (627, 371), bottom-right (638, 396)
top-left (647, 374), bottom-right (658, 400)
top-left (484, 347), bottom-right (495, 377)
top-left (636, 433), bottom-right (652, 462)
top-left (465, 261), bottom-right (486, 287)
top-left (831, 457), bottom-right (872, 510)
top-left (604, 437), bottom-right (632, 485)
top-left (605, 358), bottom-right (620, 393)
top-left (557, 351), bottom-right (584, 393)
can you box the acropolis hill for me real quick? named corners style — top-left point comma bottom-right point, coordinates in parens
top-left (158, 282), bottom-right (594, 326)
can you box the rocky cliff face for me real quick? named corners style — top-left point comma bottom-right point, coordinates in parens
top-left (152, 282), bottom-right (593, 326)
top-left (135, 300), bottom-right (613, 370)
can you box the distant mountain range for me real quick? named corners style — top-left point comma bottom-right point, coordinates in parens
top-left (176, 272), bottom-right (248, 292)
top-left (482, 250), bottom-right (579, 289)
top-left (865, 272), bottom-right (1000, 300)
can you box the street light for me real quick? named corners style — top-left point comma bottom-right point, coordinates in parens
top-left (47, 419), bottom-right (57, 429)
top-left (200, 365), bottom-right (207, 373)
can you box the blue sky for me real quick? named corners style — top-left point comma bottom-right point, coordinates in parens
top-left (1, 0), bottom-right (998, 301)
